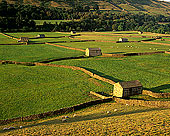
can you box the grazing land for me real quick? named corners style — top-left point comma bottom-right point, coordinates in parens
top-left (1, 31), bottom-right (170, 135)
top-left (0, 34), bottom-right (17, 44)
top-left (51, 54), bottom-right (170, 93)
top-left (1, 102), bottom-right (170, 135)
top-left (34, 20), bottom-right (78, 25)
top-left (0, 64), bottom-right (112, 120)
top-left (0, 44), bottom-right (83, 62)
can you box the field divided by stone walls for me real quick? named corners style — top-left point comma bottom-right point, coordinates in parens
top-left (1, 31), bottom-right (170, 135)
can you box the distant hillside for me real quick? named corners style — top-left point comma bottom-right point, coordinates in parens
top-left (1, 0), bottom-right (170, 15)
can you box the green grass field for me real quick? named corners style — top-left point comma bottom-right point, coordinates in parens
top-left (51, 53), bottom-right (170, 93)
top-left (0, 64), bottom-right (112, 120)
top-left (7, 32), bottom-right (70, 39)
top-left (0, 34), bottom-right (17, 44)
top-left (0, 44), bottom-right (84, 62)
top-left (56, 41), bottom-right (170, 53)
top-left (34, 20), bottom-right (75, 25)
top-left (1, 31), bottom-right (170, 121)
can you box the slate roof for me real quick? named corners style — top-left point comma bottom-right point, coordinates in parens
top-left (118, 80), bottom-right (142, 88)
top-left (86, 48), bottom-right (101, 51)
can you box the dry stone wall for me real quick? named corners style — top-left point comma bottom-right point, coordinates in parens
top-left (143, 90), bottom-right (170, 98)
top-left (45, 42), bottom-right (85, 52)
top-left (114, 97), bottom-right (170, 108)
top-left (0, 98), bottom-right (112, 125)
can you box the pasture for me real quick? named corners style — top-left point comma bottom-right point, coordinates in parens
top-left (51, 54), bottom-right (170, 93)
top-left (0, 34), bottom-right (17, 44)
top-left (1, 102), bottom-right (170, 135)
top-left (34, 20), bottom-right (76, 25)
top-left (1, 31), bottom-right (170, 122)
top-left (0, 44), bottom-right (83, 62)
top-left (0, 64), bottom-right (112, 119)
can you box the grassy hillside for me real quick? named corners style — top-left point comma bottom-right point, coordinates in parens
top-left (1, 31), bottom-right (170, 135)
top-left (1, 102), bottom-right (170, 135)
top-left (1, 0), bottom-right (170, 15)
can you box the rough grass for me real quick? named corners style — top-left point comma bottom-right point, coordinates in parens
top-left (6, 32), bottom-right (70, 39)
top-left (34, 20), bottom-right (77, 25)
top-left (0, 64), bottom-right (112, 120)
top-left (0, 44), bottom-right (84, 62)
top-left (56, 41), bottom-right (170, 53)
top-left (1, 102), bottom-right (170, 135)
top-left (51, 53), bottom-right (170, 93)
top-left (0, 34), bottom-right (17, 44)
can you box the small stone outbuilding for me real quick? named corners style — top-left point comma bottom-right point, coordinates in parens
top-left (113, 80), bottom-right (143, 98)
top-left (85, 48), bottom-right (102, 57)
top-left (18, 37), bottom-right (29, 42)
top-left (138, 31), bottom-right (143, 34)
top-left (37, 34), bottom-right (45, 38)
top-left (119, 38), bottom-right (128, 42)
top-left (71, 31), bottom-right (76, 35)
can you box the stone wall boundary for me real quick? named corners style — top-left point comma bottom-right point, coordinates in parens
top-left (45, 42), bottom-right (85, 52)
top-left (0, 98), bottom-right (112, 125)
top-left (142, 90), bottom-right (170, 98)
top-left (1, 60), bottom-right (170, 124)
top-left (1, 60), bottom-right (170, 99)
top-left (103, 51), bottom-right (166, 57)
top-left (0, 33), bottom-right (19, 40)
top-left (114, 97), bottom-right (170, 108)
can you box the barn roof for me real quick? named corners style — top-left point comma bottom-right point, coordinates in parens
top-left (86, 48), bottom-right (101, 51)
top-left (118, 80), bottom-right (142, 88)
top-left (119, 38), bottom-right (128, 40)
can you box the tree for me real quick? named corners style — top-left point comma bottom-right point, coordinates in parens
top-left (93, 4), bottom-right (99, 11)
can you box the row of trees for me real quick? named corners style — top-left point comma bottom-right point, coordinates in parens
top-left (39, 18), bottom-right (170, 34)
top-left (0, 1), bottom-right (170, 33)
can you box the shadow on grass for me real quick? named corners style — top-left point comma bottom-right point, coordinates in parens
top-left (149, 84), bottom-right (170, 93)
top-left (82, 67), bottom-right (123, 83)
top-left (112, 33), bottom-right (138, 34)
top-left (107, 52), bottom-right (125, 54)
top-left (1, 108), bottom-right (166, 133)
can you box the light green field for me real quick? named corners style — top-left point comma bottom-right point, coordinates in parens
top-left (34, 20), bottom-right (73, 25)
top-left (0, 44), bottom-right (84, 62)
top-left (0, 64), bottom-right (112, 119)
top-left (7, 32), bottom-right (70, 39)
top-left (56, 41), bottom-right (170, 53)
top-left (0, 34), bottom-right (17, 44)
top-left (77, 35), bottom-right (149, 41)
top-left (51, 53), bottom-right (170, 93)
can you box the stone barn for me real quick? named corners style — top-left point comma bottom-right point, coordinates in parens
top-left (18, 37), bottom-right (29, 42)
top-left (37, 34), bottom-right (45, 38)
top-left (113, 80), bottom-right (143, 98)
top-left (138, 31), bottom-right (143, 34)
top-left (85, 48), bottom-right (102, 57)
top-left (119, 38), bottom-right (128, 42)
top-left (71, 31), bottom-right (76, 35)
